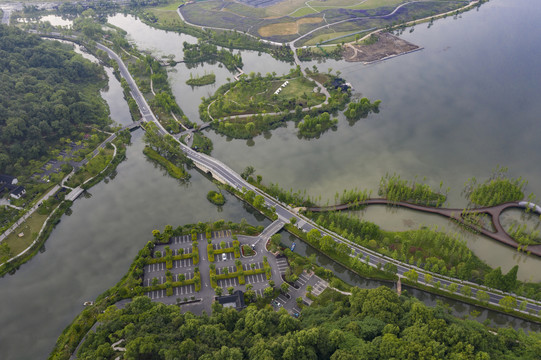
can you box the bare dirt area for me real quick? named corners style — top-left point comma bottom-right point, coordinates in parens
top-left (343, 32), bottom-right (420, 63)
top-left (258, 17), bottom-right (323, 36)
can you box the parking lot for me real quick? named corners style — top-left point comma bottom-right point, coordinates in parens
top-left (142, 228), bottom-right (281, 312)
top-left (213, 244), bottom-right (235, 262)
top-left (276, 257), bottom-right (289, 275)
top-left (146, 284), bottom-right (196, 300)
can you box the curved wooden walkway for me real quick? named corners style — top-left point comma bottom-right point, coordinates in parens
top-left (307, 200), bottom-right (541, 257)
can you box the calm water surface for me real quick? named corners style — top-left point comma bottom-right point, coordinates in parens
top-left (1, 1), bottom-right (541, 359)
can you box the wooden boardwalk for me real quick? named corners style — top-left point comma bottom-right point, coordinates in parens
top-left (307, 200), bottom-right (541, 256)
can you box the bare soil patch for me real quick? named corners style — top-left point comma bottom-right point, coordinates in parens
top-left (258, 17), bottom-right (323, 36)
top-left (344, 32), bottom-right (420, 63)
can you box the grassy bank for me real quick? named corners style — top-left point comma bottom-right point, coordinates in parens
top-left (143, 145), bottom-right (188, 179)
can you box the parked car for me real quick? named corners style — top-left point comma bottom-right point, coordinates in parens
top-left (222, 253), bottom-right (227, 261)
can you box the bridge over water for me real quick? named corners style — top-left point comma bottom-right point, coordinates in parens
top-left (308, 200), bottom-right (541, 256)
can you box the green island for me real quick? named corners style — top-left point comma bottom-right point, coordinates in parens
top-left (297, 112), bottom-right (338, 139)
top-left (183, 41), bottom-right (243, 72)
top-left (207, 190), bottom-right (226, 206)
top-left (200, 69), bottom-right (355, 139)
top-left (142, 122), bottom-right (191, 180)
top-left (186, 72), bottom-right (216, 87)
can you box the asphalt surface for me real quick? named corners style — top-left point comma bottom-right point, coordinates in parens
top-left (99, 42), bottom-right (541, 317)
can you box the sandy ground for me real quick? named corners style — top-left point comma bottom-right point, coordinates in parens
top-left (343, 32), bottom-right (420, 63)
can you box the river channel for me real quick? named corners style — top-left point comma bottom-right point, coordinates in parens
top-left (1, 1), bottom-right (540, 359)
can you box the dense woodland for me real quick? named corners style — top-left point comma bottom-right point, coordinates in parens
top-left (74, 289), bottom-right (541, 359)
top-left (0, 25), bottom-right (110, 175)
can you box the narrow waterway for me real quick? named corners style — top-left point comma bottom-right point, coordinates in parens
top-left (280, 232), bottom-right (541, 332)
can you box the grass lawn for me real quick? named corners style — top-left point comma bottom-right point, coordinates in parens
top-left (303, 32), bottom-right (348, 46)
top-left (147, 7), bottom-right (184, 27)
top-left (209, 76), bottom-right (324, 118)
top-left (259, 17), bottom-right (323, 36)
top-left (289, 7), bottom-right (319, 18)
top-left (310, 0), bottom-right (405, 11)
top-left (151, 1), bottom-right (186, 11)
top-left (3, 212), bottom-right (50, 257)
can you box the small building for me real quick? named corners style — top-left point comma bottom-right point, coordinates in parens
top-left (216, 290), bottom-right (246, 311)
top-left (0, 174), bottom-right (18, 186)
top-left (10, 186), bottom-right (26, 199)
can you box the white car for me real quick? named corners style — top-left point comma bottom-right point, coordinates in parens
top-left (222, 253), bottom-right (227, 261)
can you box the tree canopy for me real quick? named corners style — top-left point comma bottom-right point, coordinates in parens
top-left (73, 287), bottom-right (541, 359)
top-left (0, 25), bottom-right (109, 175)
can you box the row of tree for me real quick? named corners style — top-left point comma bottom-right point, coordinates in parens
top-left (308, 210), bottom-right (535, 296)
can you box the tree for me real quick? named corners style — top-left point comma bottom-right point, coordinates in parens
top-left (476, 289), bottom-right (490, 304)
top-left (241, 166), bottom-right (255, 180)
top-left (296, 297), bottom-right (303, 306)
top-left (384, 262), bottom-right (398, 275)
top-left (404, 269), bottom-right (418, 282)
top-left (253, 195), bottom-right (265, 209)
top-left (484, 267), bottom-right (503, 289)
top-left (502, 265), bottom-right (518, 292)
top-left (244, 290), bottom-right (255, 302)
top-left (499, 296), bottom-right (517, 312)
top-left (320, 235), bottom-right (335, 253)
top-left (424, 273), bottom-right (433, 284)
top-left (263, 287), bottom-right (274, 298)
top-left (460, 285), bottom-right (472, 297)
top-left (220, 241), bottom-right (226, 249)
top-left (227, 286), bottom-right (235, 295)
top-left (281, 282), bottom-right (290, 294)
top-left (306, 285), bottom-right (313, 294)
top-left (215, 287), bottom-right (223, 296)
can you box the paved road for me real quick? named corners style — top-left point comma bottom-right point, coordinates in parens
top-left (99, 42), bottom-right (541, 317)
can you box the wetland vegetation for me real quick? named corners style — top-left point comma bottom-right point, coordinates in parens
top-left (464, 167), bottom-right (528, 207)
top-left (186, 72), bottom-right (216, 87)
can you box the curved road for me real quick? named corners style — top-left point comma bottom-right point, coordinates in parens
top-left (98, 42), bottom-right (541, 318)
